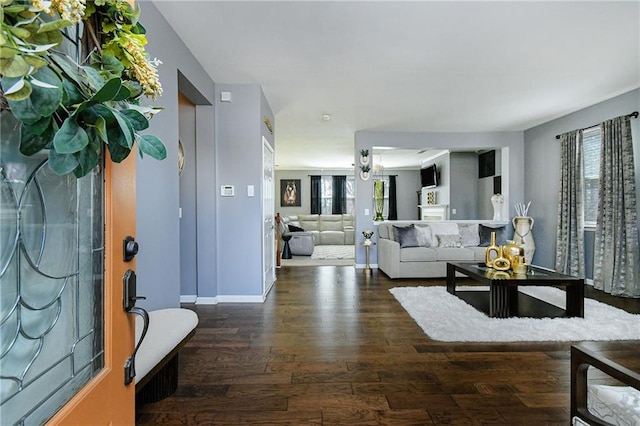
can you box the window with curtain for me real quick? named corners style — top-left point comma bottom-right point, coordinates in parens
top-left (583, 127), bottom-right (601, 226)
top-left (314, 175), bottom-right (355, 215)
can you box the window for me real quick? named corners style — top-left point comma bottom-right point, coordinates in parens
top-left (583, 127), bottom-right (601, 226)
top-left (319, 175), bottom-right (355, 215)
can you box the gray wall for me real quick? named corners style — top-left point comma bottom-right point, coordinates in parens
top-left (478, 151), bottom-right (503, 220)
top-left (215, 84), bottom-right (274, 297)
top-left (449, 152), bottom-right (479, 220)
top-left (523, 88), bottom-right (640, 274)
top-left (355, 131), bottom-right (524, 266)
top-left (275, 169), bottom-right (353, 217)
top-left (136, 2), bottom-right (215, 310)
top-left (275, 168), bottom-right (420, 220)
top-left (391, 169), bottom-right (422, 220)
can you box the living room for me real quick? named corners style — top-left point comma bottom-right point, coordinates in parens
top-left (104, 1), bottom-right (638, 308)
top-left (3, 1), bottom-right (639, 424)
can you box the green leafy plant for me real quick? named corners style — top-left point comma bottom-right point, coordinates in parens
top-left (0, 0), bottom-right (166, 177)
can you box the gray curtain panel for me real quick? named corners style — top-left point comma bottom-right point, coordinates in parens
top-left (555, 130), bottom-right (585, 277)
top-left (593, 115), bottom-right (640, 297)
top-left (331, 175), bottom-right (347, 214)
top-left (310, 175), bottom-right (321, 214)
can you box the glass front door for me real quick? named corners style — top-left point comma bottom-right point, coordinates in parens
top-left (0, 111), bottom-right (104, 425)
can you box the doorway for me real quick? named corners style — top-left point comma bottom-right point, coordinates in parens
top-left (178, 92), bottom-right (198, 300)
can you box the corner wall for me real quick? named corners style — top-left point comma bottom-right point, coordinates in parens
top-left (136, 2), bottom-right (215, 310)
top-left (215, 84), bottom-right (274, 299)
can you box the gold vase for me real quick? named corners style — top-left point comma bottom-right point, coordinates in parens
top-left (485, 232), bottom-right (501, 267)
top-left (502, 240), bottom-right (524, 269)
top-left (512, 255), bottom-right (527, 274)
top-left (492, 255), bottom-right (511, 271)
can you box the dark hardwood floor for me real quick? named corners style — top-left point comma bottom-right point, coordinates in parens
top-left (136, 266), bottom-right (640, 425)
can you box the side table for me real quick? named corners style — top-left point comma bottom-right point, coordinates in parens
top-left (282, 235), bottom-right (292, 259)
top-left (360, 242), bottom-right (376, 274)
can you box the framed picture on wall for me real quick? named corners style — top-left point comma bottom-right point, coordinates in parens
top-left (281, 179), bottom-right (301, 207)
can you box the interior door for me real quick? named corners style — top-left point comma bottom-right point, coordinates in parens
top-left (263, 137), bottom-right (276, 295)
top-left (47, 156), bottom-right (136, 424)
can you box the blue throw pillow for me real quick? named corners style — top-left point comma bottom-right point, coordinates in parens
top-left (393, 224), bottom-right (419, 248)
top-left (479, 224), bottom-right (507, 246)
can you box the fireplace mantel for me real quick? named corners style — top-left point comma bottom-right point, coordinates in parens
top-left (418, 204), bottom-right (449, 220)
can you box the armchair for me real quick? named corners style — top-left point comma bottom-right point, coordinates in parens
top-left (571, 344), bottom-right (640, 425)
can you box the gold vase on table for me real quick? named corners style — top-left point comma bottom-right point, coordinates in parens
top-left (485, 232), bottom-right (501, 268)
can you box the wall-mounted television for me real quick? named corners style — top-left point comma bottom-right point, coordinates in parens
top-left (421, 164), bottom-right (438, 188)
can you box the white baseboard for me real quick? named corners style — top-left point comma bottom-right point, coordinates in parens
top-left (195, 297), bottom-right (218, 305)
top-left (355, 264), bottom-right (378, 269)
top-left (187, 294), bottom-right (270, 305)
top-left (180, 295), bottom-right (197, 304)
top-left (216, 295), bottom-right (265, 303)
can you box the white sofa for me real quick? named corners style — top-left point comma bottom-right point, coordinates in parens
top-left (377, 220), bottom-right (510, 278)
top-left (280, 214), bottom-right (355, 256)
top-left (282, 214), bottom-right (354, 244)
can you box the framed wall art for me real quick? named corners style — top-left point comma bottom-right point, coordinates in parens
top-left (280, 179), bottom-right (301, 207)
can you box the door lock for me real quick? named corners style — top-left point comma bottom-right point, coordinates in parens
top-left (123, 236), bottom-right (139, 262)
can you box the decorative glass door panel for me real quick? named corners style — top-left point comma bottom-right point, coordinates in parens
top-left (0, 112), bottom-right (104, 425)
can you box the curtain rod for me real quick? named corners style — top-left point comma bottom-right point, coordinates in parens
top-left (555, 111), bottom-right (638, 140)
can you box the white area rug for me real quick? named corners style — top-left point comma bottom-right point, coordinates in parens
top-left (311, 245), bottom-right (355, 260)
top-left (389, 286), bottom-right (640, 342)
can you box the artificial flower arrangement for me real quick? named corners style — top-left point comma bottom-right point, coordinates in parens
top-left (0, 0), bottom-right (166, 177)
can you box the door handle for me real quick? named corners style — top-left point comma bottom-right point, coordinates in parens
top-left (123, 269), bottom-right (146, 311)
top-left (122, 269), bottom-right (149, 385)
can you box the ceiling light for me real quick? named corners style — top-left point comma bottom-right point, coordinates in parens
top-left (322, 114), bottom-right (331, 121)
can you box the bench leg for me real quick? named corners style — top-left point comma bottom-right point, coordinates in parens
top-left (136, 354), bottom-right (180, 405)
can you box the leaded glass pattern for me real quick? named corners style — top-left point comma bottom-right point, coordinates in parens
top-left (0, 111), bottom-right (105, 425)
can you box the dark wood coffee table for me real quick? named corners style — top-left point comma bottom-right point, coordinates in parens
top-left (446, 262), bottom-right (584, 318)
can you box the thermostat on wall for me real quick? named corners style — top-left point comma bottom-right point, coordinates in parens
top-left (221, 185), bottom-right (235, 197)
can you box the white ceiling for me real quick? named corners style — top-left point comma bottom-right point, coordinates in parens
top-left (153, 1), bottom-right (640, 170)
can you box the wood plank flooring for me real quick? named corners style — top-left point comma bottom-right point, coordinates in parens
top-left (136, 266), bottom-right (640, 425)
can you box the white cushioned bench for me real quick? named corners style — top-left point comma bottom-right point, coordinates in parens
top-left (135, 308), bottom-right (198, 404)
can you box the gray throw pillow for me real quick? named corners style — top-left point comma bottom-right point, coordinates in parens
top-left (414, 225), bottom-right (432, 247)
top-left (479, 224), bottom-right (507, 246)
top-left (459, 224), bottom-right (480, 247)
top-left (437, 234), bottom-right (463, 248)
top-left (393, 224), bottom-right (419, 248)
